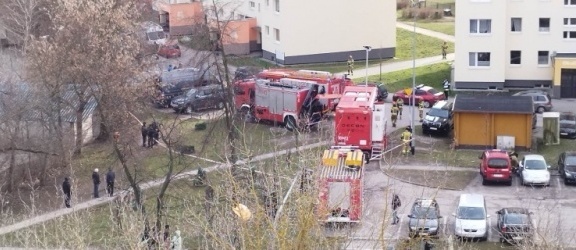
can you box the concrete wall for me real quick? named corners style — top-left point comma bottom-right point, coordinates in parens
top-left (157, 1), bottom-right (204, 36)
top-left (454, 112), bottom-right (532, 150)
top-left (454, 0), bottom-right (576, 90)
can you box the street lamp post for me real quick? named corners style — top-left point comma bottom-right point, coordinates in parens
top-left (363, 46), bottom-right (372, 86)
top-left (410, 1), bottom-right (419, 148)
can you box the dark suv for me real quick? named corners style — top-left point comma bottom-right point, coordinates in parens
top-left (558, 151), bottom-right (576, 185)
top-left (170, 84), bottom-right (225, 113)
top-left (496, 207), bottom-right (534, 244)
top-left (422, 100), bottom-right (453, 136)
top-left (155, 67), bottom-right (210, 108)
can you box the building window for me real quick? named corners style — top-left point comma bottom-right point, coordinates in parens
top-left (265, 26), bottom-right (269, 35)
top-left (511, 18), bottom-right (522, 32)
top-left (564, 18), bottom-right (576, 26)
top-left (249, 1), bottom-right (255, 8)
top-left (565, 0), bottom-right (576, 5)
top-left (564, 31), bottom-right (576, 39)
top-left (274, 28), bottom-right (280, 42)
top-left (469, 52), bottom-right (491, 67)
top-left (538, 51), bottom-right (549, 65)
top-left (539, 18), bottom-right (550, 32)
top-left (275, 0), bottom-right (280, 12)
top-left (510, 51), bottom-right (521, 65)
top-left (469, 19), bottom-right (492, 34)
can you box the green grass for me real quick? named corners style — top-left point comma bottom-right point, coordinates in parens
top-left (536, 138), bottom-right (576, 169)
top-left (414, 21), bottom-right (455, 36)
top-left (227, 55), bottom-right (275, 69)
top-left (361, 62), bottom-right (451, 93)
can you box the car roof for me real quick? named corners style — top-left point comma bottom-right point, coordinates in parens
top-left (431, 100), bottom-right (451, 109)
top-left (414, 198), bottom-right (437, 207)
top-left (523, 154), bottom-right (545, 161)
top-left (420, 86), bottom-right (433, 91)
top-left (501, 207), bottom-right (530, 215)
top-left (484, 149), bottom-right (509, 158)
top-left (513, 90), bottom-right (548, 96)
top-left (564, 151), bottom-right (576, 156)
top-left (459, 194), bottom-right (484, 207)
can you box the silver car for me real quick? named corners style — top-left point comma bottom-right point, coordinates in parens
top-left (408, 199), bottom-right (442, 237)
top-left (512, 90), bottom-right (553, 113)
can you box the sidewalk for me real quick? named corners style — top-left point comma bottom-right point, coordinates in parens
top-left (396, 22), bottom-right (456, 43)
top-left (0, 141), bottom-right (329, 236)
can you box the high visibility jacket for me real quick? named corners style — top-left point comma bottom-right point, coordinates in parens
top-left (419, 102), bottom-right (424, 110)
top-left (397, 99), bottom-right (404, 107)
top-left (401, 131), bottom-right (412, 141)
top-left (391, 107), bottom-right (399, 115)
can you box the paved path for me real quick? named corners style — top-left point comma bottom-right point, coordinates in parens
top-left (0, 141), bottom-right (329, 236)
top-left (396, 22), bottom-right (456, 43)
top-left (337, 21), bottom-right (455, 77)
top-left (383, 164), bottom-right (477, 172)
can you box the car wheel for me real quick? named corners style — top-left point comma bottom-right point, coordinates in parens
top-left (284, 116), bottom-right (297, 132)
top-left (364, 152), bottom-right (371, 164)
top-left (536, 106), bottom-right (545, 113)
top-left (423, 101), bottom-right (431, 108)
top-left (482, 178), bottom-right (487, 186)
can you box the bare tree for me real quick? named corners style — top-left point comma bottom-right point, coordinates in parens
top-left (0, 0), bottom-right (47, 52)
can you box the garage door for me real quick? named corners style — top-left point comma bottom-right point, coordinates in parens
top-left (560, 69), bottom-right (576, 98)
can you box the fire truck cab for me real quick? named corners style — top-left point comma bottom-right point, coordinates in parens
top-left (317, 146), bottom-right (365, 223)
top-left (334, 86), bottom-right (387, 162)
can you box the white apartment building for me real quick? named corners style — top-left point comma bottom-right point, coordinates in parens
top-left (454, 0), bottom-right (576, 98)
top-left (218, 0), bottom-right (397, 65)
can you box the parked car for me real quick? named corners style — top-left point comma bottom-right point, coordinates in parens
top-left (366, 82), bottom-right (389, 101)
top-left (512, 90), bottom-right (553, 113)
top-left (422, 100), bottom-right (453, 136)
top-left (157, 40), bottom-right (181, 58)
top-left (453, 194), bottom-right (489, 241)
top-left (560, 112), bottom-right (576, 139)
top-left (171, 84), bottom-right (225, 113)
top-left (558, 151), bottom-right (576, 185)
top-left (407, 199), bottom-right (442, 237)
top-left (155, 68), bottom-right (210, 107)
top-left (234, 66), bottom-right (262, 81)
top-left (479, 149), bottom-right (513, 186)
top-left (519, 154), bottom-right (551, 186)
top-left (392, 84), bottom-right (445, 108)
top-left (496, 208), bottom-right (534, 244)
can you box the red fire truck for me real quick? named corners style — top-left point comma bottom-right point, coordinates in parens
top-left (333, 85), bottom-right (388, 162)
top-left (317, 146), bottom-right (365, 223)
top-left (233, 69), bottom-right (353, 116)
top-left (249, 78), bottom-right (326, 131)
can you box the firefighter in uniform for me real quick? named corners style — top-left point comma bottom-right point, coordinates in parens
top-left (418, 100), bottom-right (425, 122)
top-left (396, 98), bottom-right (404, 120)
top-left (401, 127), bottom-right (412, 156)
top-left (347, 55), bottom-right (354, 75)
top-left (391, 102), bottom-right (399, 127)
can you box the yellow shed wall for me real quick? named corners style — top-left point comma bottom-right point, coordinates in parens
top-left (454, 112), bottom-right (532, 149)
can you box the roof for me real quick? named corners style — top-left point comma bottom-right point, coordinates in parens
top-left (453, 94), bottom-right (533, 114)
top-left (337, 86), bottom-right (377, 109)
top-left (501, 207), bottom-right (530, 214)
top-left (458, 194), bottom-right (484, 207)
top-left (523, 154), bottom-right (545, 161)
top-left (415, 199), bottom-right (437, 207)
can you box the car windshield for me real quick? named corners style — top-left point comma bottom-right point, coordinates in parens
top-left (488, 158), bottom-right (509, 169)
top-left (147, 31), bottom-right (165, 40)
top-left (428, 108), bottom-right (449, 118)
top-left (524, 159), bottom-right (547, 170)
top-left (458, 207), bottom-right (485, 220)
top-left (185, 89), bottom-right (197, 97)
top-left (561, 114), bottom-right (575, 121)
top-left (504, 213), bottom-right (529, 225)
top-left (427, 88), bottom-right (438, 94)
top-left (412, 207), bottom-right (438, 219)
top-left (566, 156), bottom-right (576, 168)
top-left (561, 122), bottom-right (576, 129)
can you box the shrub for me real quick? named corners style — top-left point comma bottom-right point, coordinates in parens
top-left (195, 122), bottom-right (207, 131)
top-left (396, 0), bottom-right (408, 10)
top-left (401, 7), bottom-right (444, 20)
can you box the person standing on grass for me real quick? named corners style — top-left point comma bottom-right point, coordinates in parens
top-left (441, 41), bottom-right (448, 60)
top-left (62, 177), bottom-right (72, 208)
top-left (92, 168), bottom-right (101, 198)
top-left (141, 122), bottom-right (148, 147)
top-left (347, 55), bottom-right (354, 75)
top-left (147, 123), bottom-right (155, 148)
top-left (163, 224), bottom-right (171, 248)
top-left (106, 167), bottom-right (115, 197)
top-left (391, 193), bottom-right (401, 225)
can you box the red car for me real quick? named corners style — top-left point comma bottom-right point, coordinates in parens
top-left (479, 149), bottom-right (513, 186)
top-left (157, 40), bottom-right (181, 58)
top-left (392, 85), bottom-right (445, 108)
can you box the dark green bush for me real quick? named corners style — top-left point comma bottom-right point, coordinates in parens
top-left (195, 122), bottom-right (207, 131)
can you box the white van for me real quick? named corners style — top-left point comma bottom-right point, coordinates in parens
top-left (139, 21), bottom-right (166, 45)
top-left (453, 194), bottom-right (490, 240)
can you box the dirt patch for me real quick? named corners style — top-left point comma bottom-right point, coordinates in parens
top-left (384, 169), bottom-right (477, 190)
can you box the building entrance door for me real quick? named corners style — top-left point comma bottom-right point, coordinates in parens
top-left (560, 69), bottom-right (576, 98)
